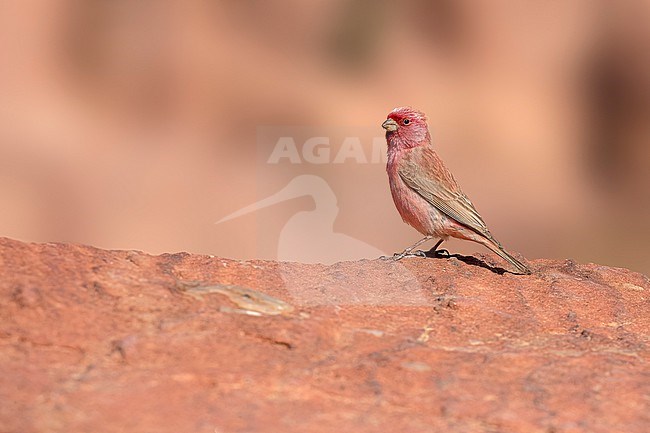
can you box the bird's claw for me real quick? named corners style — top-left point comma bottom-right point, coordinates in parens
top-left (380, 245), bottom-right (447, 261)
top-left (392, 252), bottom-right (407, 261)
top-left (390, 250), bottom-right (427, 261)
top-left (433, 248), bottom-right (450, 257)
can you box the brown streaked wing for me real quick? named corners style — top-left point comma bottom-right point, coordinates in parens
top-left (398, 146), bottom-right (492, 238)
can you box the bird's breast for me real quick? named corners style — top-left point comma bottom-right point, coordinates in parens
top-left (387, 154), bottom-right (446, 237)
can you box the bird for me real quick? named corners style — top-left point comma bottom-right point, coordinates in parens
top-left (382, 106), bottom-right (531, 275)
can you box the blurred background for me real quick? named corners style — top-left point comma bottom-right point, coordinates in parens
top-left (1, 1), bottom-right (649, 275)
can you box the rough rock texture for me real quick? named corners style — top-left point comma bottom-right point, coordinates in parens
top-left (1, 237), bottom-right (649, 433)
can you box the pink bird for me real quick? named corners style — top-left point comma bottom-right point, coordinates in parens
top-left (382, 107), bottom-right (531, 274)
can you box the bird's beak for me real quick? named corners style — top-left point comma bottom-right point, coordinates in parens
top-left (382, 118), bottom-right (398, 132)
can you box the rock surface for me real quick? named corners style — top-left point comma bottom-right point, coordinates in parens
top-left (1, 237), bottom-right (649, 433)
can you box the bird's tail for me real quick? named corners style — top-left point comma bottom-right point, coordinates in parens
top-left (482, 238), bottom-right (531, 275)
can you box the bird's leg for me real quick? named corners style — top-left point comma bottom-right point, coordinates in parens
top-left (392, 236), bottom-right (433, 261)
top-left (424, 239), bottom-right (449, 257)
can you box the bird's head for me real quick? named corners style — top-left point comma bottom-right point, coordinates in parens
top-left (382, 107), bottom-right (430, 148)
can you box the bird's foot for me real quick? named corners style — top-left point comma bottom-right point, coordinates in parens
top-left (380, 252), bottom-right (409, 261)
top-left (381, 248), bottom-right (445, 261)
top-left (431, 248), bottom-right (450, 257)
top-left (390, 249), bottom-right (427, 261)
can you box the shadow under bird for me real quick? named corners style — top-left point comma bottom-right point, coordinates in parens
top-left (382, 107), bottom-right (531, 275)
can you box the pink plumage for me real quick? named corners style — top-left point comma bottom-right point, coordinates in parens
top-left (382, 107), bottom-right (530, 274)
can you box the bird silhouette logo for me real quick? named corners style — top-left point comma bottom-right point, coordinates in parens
top-left (217, 174), bottom-right (385, 264)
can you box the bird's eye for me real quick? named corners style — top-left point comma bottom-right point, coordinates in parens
top-left (403, 119), bottom-right (410, 125)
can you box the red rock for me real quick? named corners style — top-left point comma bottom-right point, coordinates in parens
top-left (0, 237), bottom-right (648, 433)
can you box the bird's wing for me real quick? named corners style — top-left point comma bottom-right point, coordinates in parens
top-left (398, 146), bottom-right (493, 239)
